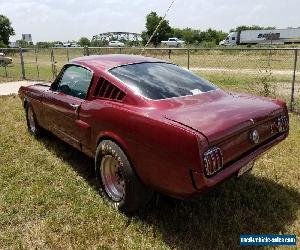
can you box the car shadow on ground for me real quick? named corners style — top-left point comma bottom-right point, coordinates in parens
top-left (40, 132), bottom-right (300, 250)
top-left (40, 131), bottom-right (97, 189)
top-left (137, 176), bottom-right (300, 249)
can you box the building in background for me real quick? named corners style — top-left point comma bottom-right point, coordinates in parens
top-left (9, 34), bottom-right (33, 47)
top-left (22, 34), bottom-right (33, 44)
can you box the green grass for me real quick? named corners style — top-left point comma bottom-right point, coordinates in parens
top-left (0, 48), bottom-right (299, 82)
top-left (0, 48), bottom-right (85, 83)
top-left (0, 95), bottom-right (299, 249)
top-left (196, 71), bottom-right (300, 113)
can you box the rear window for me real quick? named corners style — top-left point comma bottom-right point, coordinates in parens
top-left (109, 62), bottom-right (216, 100)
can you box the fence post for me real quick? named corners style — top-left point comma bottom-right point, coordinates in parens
top-left (84, 46), bottom-right (90, 56)
top-left (50, 48), bottom-right (57, 79)
top-left (187, 48), bottom-right (190, 70)
top-left (119, 47), bottom-right (122, 54)
top-left (19, 47), bottom-right (26, 80)
top-left (66, 47), bottom-right (70, 62)
top-left (34, 48), bottom-right (40, 80)
top-left (4, 66), bottom-right (8, 78)
top-left (290, 49), bottom-right (298, 111)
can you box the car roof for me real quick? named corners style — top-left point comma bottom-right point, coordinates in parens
top-left (70, 54), bottom-right (166, 71)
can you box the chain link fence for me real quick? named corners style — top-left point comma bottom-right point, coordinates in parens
top-left (0, 47), bottom-right (299, 113)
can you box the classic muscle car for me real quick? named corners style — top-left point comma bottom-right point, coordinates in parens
top-left (19, 54), bottom-right (289, 213)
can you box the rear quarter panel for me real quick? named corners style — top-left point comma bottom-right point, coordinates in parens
top-left (80, 99), bottom-right (207, 197)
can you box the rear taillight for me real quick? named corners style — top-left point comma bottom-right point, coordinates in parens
top-left (203, 147), bottom-right (223, 176)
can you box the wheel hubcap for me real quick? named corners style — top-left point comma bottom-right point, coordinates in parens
top-left (100, 155), bottom-right (125, 202)
top-left (28, 108), bottom-right (36, 133)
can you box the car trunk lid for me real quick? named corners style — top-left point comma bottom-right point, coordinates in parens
top-left (164, 90), bottom-right (283, 145)
top-left (163, 90), bottom-right (287, 168)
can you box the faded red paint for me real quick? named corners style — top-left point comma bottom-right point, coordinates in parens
top-left (18, 55), bottom-right (289, 199)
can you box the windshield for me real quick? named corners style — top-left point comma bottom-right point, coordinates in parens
top-left (109, 62), bottom-right (217, 100)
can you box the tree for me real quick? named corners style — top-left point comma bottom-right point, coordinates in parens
top-left (142, 11), bottom-right (172, 46)
top-left (36, 41), bottom-right (55, 48)
top-left (141, 11), bottom-right (227, 46)
top-left (90, 39), bottom-right (108, 47)
top-left (172, 28), bottom-right (197, 44)
top-left (230, 25), bottom-right (276, 32)
top-left (171, 27), bottom-right (227, 45)
top-left (16, 40), bottom-right (30, 48)
top-left (78, 37), bottom-right (91, 47)
top-left (0, 15), bottom-right (15, 46)
top-left (0, 40), bottom-right (6, 48)
top-left (201, 28), bottom-right (227, 44)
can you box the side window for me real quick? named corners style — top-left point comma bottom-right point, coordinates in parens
top-left (232, 37), bottom-right (236, 40)
top-left (58, 66), bottom-right (93, 99)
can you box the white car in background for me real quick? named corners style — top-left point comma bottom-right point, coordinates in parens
top-left (71, 43), bottom-right (81, 47)
top-left (109, 41), bottom-right (125, 47)
top-left (161, 37), bottom-right (185, 47)
top-left (0, 52), bottom-right (13, 66)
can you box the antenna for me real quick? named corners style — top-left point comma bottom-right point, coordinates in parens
top-left (140, 0), bottom-right (176, 55)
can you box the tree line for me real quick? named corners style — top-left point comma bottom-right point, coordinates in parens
top-left (0, 12), bottom-right (281, 48)
top-left (141, 11), bottom-right (227, 47)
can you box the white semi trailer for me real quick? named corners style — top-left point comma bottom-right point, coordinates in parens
top-left (220, 28), bottom-right (300, 45)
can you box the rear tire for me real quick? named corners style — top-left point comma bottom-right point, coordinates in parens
top-left (26, 104), bottom-right (43, 137)
top-left (95, 140), bottom-right (153, 214)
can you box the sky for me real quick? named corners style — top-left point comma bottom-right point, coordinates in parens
top-left (1, 0), bottom-right (300, 42)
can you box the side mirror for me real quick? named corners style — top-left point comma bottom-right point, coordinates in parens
top-left (59, 84), bottom-right (71, 95)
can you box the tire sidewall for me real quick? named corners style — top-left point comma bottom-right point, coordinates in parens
top-left (95, 141), bottom-right (127, 210)
top-left (26, 104), bottom-right (41, 137)
top-left (95, 140), bottom-right (152, 213)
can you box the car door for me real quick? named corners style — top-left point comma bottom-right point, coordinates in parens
top-left (42, 65), bottom-right (93, 149)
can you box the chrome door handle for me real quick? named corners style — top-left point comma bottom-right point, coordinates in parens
top-left (70, 103), bottom-right (80, 110)
top-left (70, 103), bottom-right (80, 116)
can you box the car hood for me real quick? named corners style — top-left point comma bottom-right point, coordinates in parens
top-left (163, 90), bottom-right (284, 144)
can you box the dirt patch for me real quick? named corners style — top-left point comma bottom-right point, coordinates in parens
top-left (190, 67), bottom-right (300, 76)
top-left (0, 81), bottom-right (42, 95)
top-left (275, 82), bottom-right (300, 96)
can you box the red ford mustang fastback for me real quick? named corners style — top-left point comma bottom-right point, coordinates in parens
top-left (19, 54), bottom-right (289, 213)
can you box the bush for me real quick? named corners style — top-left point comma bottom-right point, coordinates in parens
top-left (0, 41), bottom-right (7, 48)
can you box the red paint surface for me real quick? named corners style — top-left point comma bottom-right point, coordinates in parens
top-left (18, 55), bottom-right (289, 199)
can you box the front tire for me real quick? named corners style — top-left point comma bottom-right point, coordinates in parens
top-left (95, 140), bottom-right (153, 214)
top-left (26, 104), bottom-right (43, 137)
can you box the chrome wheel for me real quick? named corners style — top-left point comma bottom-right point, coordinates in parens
top-left (100, 155), bottom-right (125, 202)
top-left (27, 107), bottom-right (36, 133)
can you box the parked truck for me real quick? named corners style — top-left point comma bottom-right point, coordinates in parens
top-left (161, 37), bottom-right (185, 47)
top-left (220, 28), bottom-right (300, 46)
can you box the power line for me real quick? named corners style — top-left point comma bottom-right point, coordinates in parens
top-left (140, 0), bottom-right (176, 55)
